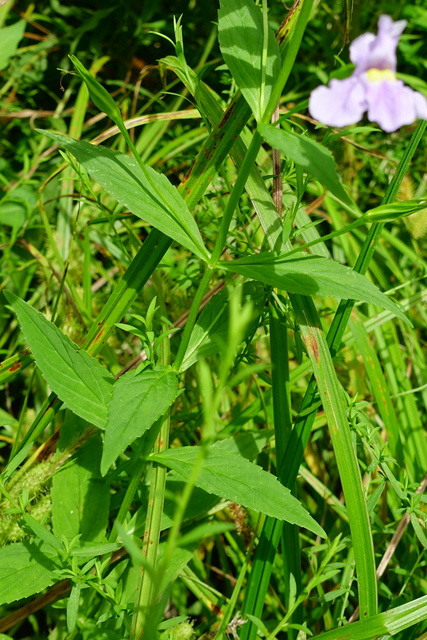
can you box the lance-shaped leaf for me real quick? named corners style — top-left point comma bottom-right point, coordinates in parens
top-left (220, 252), bottom-right (410, 324)
top-left (151, 447), bottom-right (325, 537)
top-left (37, 129), bottom-right (210, 261)
top-left (312, 594), bottom-right (427, 640)
top-left (218, 0), bottom-right (281, 121)
top-left (364, 198), bottom-right (427, 222)
top-left (70, 54), bottom-right (122, 125)
top-left (4, 291), bottom-right (113, 428)
top-left (101, 366), bottom-right (179, 475)
top-left (259, 124), bottom-right (353, 206)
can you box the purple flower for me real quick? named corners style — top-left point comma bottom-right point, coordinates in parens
top-left (308, 15), bottom-right (427, 132)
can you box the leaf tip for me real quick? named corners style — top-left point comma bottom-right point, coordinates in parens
top-left (3, 289), bottom-right (16, 303)
top-left (3, 290), bottom-right (21, 316)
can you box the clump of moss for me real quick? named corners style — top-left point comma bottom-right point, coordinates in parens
top-left (160, 620), bottom-right (195, 640)
top-left (0, 460), bottom-right (54, 544)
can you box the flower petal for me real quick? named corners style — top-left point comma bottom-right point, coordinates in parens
top-left (349, 32), bottom-right (376, 71)
top-left (364, 79), bottom-right (426, 132)
top-left (309, 77), bottom-right (366, 127)
top-left (350, 15), bottom-right (406, 73)
top-left (378, 15), bottom-right (407, 40)
top-left (413, 91), bottom-right (427, 120)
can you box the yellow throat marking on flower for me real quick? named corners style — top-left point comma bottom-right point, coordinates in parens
top-left (365, 68), bottom-right (396, 83)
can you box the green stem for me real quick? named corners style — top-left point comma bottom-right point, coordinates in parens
top-left (131, 283), bottom-right (171, 640)
top-left (284, 217), bottom-right (362, 259)
top-left (108, 424), bottom-right (162, 544)
top-left (214, 535), bottom-right (257, 640)
top-left (261, 0), bottom-right (314, 124)
top-left (82, 230), bottom-right (172, 354)
top-left (270, 302), bottom-right (302, 636)
top-left (173, 268), bottom-right (213, 371)
top-left (158, 443), bottom-right (207, 571)
top-left (174, 130), bottom-right (264, 371)
top-left (130, 419), bottom-right (169, 640)
top-left (210, 131), bottom-right (263, 265)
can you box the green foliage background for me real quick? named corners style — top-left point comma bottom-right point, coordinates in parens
top-left (0, 0), bottom-right (427, 639)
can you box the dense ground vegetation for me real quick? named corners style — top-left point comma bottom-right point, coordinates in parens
top-left (0, 0), bottom-right (426, 639)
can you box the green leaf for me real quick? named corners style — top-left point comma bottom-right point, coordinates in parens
top-left (0, 20), bottom-right (25, 71)
top-left (135, 436), bottom-right (273, 537)
top-left (151, 447), bottom-right (325, 537)
top-left (36, 130), bottom-right (210, 261)
top-left (259, 124), bottom-right (353, 205)
top-left (349, 318), bottom-right (401, 460)
top-left (0, 541), bottom-right (59, 605)
top-left (52, 416), bottom-right (110, 543)
top-left (312, 594), bottom-right (427, 640)
top-left (70, 542), bottom-right (120, 558)
top-left (101, 366), bottom-right (179, 475)
top-left (136, 433), bottom-right (273, 534)
top-left (220, 252), bottom-right (409, 324)
top-left (22, 515), bottom-right (64, 552)
top-left (67, 583), bottom-right (81, 635)
top-left (364, 198), bottom-right (427, 222)
top-left (4, 291), bottom-right (114, 428)
top-left (218, 0), bottom-right (281, 121)
top-left (70, 55), bottom-right (122, 125)
top-left (291, 296), bottom-right (377, 618)
top-left (212, 430), bottom-right (273, 460)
